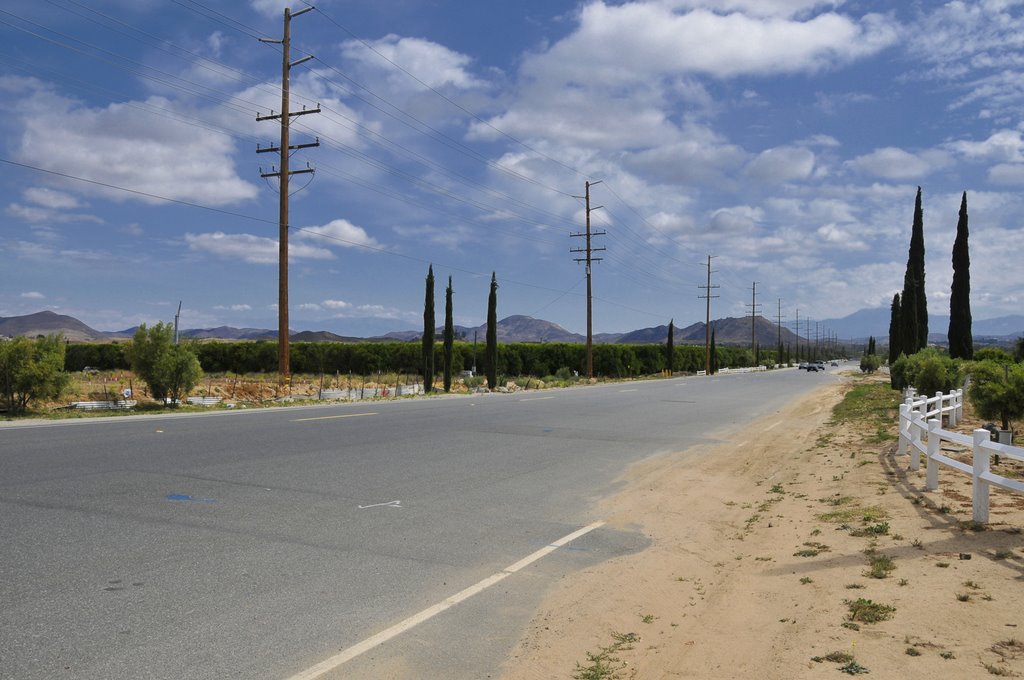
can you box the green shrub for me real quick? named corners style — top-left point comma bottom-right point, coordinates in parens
top-left (0, 334), bottom-right (70, 412)
top-left (890, 349), bottom-right (963, 395)
top-left (131, 323), bottom-right (203, 404)
top-left (968, 360), bottom-right (1024, 431)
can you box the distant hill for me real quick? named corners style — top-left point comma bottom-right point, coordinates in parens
top-left (672, 316), bottom-right (802, 347)
top-left (4, 308), bottom-right (1019, 347)
top-left (182, 326), bottom-right (277, 341)
top-left (0, 311), bottom-right (103, 341)
top-left (384, 315), bottom-right (585, 344)
top-left (820, 308), bottom-right (1024, 342)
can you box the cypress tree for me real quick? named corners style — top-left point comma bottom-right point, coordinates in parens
top-left (888, 293), bottom-right (902, 365)
top-left (443, 275), bottom-right (454, 392)
top-left (947, 191), bottom-right (973, 359)
top-left (901, 187), bottom-right (928, 352)
top-left (422, 264), bottom-right (435, 392)
top-left (666, 319), bottom-right (674, 375)
top-left (485, 272), bottom-right (498, 390)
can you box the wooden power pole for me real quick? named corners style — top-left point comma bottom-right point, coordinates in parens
top-left (571, 180), bottom-right (605, 379)
top-left (698, 255), bottom-right (719, 376)
top-left (258, 6), bottom-right (320, 390)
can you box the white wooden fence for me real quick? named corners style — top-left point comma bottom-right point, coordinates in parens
top-left (898, 389), bottom-right (1024, 523)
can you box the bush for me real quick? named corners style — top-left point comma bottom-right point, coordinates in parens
top-left (0, 334), bottom-right (70, 412)
top-left (968, 360), bottom-right (1024, 431)
top-left (975, 347), bottom-right (1014, 363)
top-left (890, 349), bottom-right (962, 395)
top-left (860, 355), bottom-right (881, 374)
top-left (131, 323), bottom-right (203, 404)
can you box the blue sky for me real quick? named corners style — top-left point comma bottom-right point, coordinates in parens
top-left (2, 0), bottom-right (1022, 337)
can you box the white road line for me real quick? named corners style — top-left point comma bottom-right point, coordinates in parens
top-left (519, 396), bottom-right (554, 402)
top-left (283, 520), bottom-right (606, 680)
top-left (291, 412), bottom-right (378, 422)
top-left (618, 389), bottom-right (637, 393)
top-left (765, 420), bottom-right (783, 431)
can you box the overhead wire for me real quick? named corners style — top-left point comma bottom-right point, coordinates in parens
top-left (4, 3), bottom-right (696, 323)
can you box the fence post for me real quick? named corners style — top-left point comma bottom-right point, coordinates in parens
top-left (926, 418), bottom-right (941, 490)
top-left (898, 403), bottom-right (909, 456)
top-left (935, 391), bottom-right (944, 424)
top-left (972, 429), bottom-right (991, 524)
top-left (909, 411), bottom-right (923, 471)
top-left (954, 389), bottom-right (963, 427)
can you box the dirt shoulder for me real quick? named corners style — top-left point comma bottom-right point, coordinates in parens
top-left (499, 374), bottom-right (1024, 679)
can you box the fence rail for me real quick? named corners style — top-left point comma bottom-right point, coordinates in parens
top-left (898, 389), bottom-right (1023, 523)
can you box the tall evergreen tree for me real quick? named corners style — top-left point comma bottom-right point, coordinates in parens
top-left (901, 187), bottom-right (928, 352)
top-left (666, 319), bottom-right (674, 375)
top-left (422, 264), bottom-right (435, 392)
top-left (947, 191), bottom-right (973, 359)
top-left (485, 272), bottom-right (498, 390)
top-left (443, 275), bottom-right (454, 392)
top-left (888, 293), bottom-right (902, 365)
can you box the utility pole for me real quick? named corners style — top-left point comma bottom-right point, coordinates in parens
top-left (746, 282), bottom-right (762, 359)
top-left (776, 298), bottom-right (785, 367)
top-left (258, 6), bottom-right (320, 390)
top-left (173, 300), bottom-right (182, 346)
top-left (698, 255), bottom-right (719, 376)
top-left (794, 308), bottom-right (800, 361)
top-left (571, 180), bottom-right (605, 379)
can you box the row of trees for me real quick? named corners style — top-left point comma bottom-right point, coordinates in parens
top-left (422, 267), bottom-right (500, 392)
top-left (5, 331), bottom-right (781, 413)
top-left (889, 189), bottom-right (974, 363)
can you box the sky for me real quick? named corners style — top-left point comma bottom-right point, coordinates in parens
top-left (1, 0), bottom-right (1023, 338)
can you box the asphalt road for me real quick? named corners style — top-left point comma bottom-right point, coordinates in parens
top-left (0, 367), bottom-right (838, 679)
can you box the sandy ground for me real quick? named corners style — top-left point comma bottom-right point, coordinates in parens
top-left (499, 374), bottom-right (1024, 679)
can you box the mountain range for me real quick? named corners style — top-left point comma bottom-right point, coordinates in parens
top-left (1, 309), bottom-right (1021, 346)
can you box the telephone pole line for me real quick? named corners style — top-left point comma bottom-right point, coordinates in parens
top-left (571, 180), bottom-right (605, 379)
top-left (258, 6), bottom-right (320, 390)
top-left (698, 255), bottom-right (719, 376)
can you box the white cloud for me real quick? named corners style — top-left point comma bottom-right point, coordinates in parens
top-left (521, 3), bottom-right (898, 83)
top-left (744, 146), bottom-right (816, 183)
top-left (816, 223), bottom-right (867, 250)
top-left (299, 219), bottom-right (380, 249)
top-left (23, 187), bottom-right (81, 210)
top-left (184, 232), bottom-right (334, 264)
top-left (847, 147), bottom-right (952, 180)
top-left (624, 128), bottom-right (748, 185)
top-left (322, 299), bottom-right (352, 310)
top-left (908, 1), bottom-right (1024, 117)
top-left (341, 35), bottom-right (483, 91)
top-left (708, 205), bottom-right (763, 233)
top-left (659, 0), bottom-right (845, 19)
top-left (988, 163), bottom-right (1024, 185)
top-left (249, 0), bottom-right (290, 19)
top-left (947, 129), bottom-right (1024, 163)
top-left (8, 81), bottom-right (257, 207)
top-left (298, 303), bottom-right (322, 311)
top-left (20, 291), bottom-right (45, 299)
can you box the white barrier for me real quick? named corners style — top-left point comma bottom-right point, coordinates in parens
top-left (898, 390), bottom-right (1023, 523)
top-left (717, 366), bottom-right (768, 375)
top-left (68, 400), bottom-right (137, 410)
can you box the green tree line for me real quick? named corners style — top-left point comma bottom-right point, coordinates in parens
top-left (63, 339), bottom-right (774, 379)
